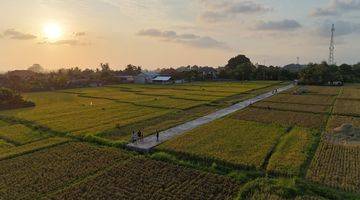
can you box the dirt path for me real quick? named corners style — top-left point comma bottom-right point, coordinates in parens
top-left (126, 84), bottom-right (294, 152)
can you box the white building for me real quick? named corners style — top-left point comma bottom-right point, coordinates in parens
top-left (152, 76), bottom-right (173, 84)
top-left (134, 72), bottom-right (159, 84)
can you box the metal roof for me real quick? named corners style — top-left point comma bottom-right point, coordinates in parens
top-left (153, 76), bottom-right (172, 81)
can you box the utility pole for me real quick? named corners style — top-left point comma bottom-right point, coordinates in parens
top-left (329, 24), bottom-right (335, 65)
top-left (296, 57), bottom-right (300, 65)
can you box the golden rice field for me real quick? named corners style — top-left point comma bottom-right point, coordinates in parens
top-left (266, 127), bottom-right (317, 176)
top-left (306, 141), bottom-right (360, 192)
top-left (0, 81), bottom-right (278, 141)
top-left (232, 108), bottom-right (327, 129)
top-left (158, 119), bottom-right (286, 169)
top-left (265, 94), bottom-right (335, 106)
top-left (333, 99), bottom-right (360, 117)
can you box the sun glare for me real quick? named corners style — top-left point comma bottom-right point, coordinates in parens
top-left (43, 23), bottom-right (62, 40)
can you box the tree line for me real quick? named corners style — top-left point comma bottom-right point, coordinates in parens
top-left (0, 54), bottom-right (359, 92)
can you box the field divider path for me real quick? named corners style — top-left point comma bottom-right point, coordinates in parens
top-left (126, 84), bottom-right (294, 152)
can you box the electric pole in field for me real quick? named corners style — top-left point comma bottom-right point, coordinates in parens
top-left (329, 24), bottom-right (335, 65)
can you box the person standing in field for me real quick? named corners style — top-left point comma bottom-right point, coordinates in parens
top-left (137, 130), bottom-right (141, 141)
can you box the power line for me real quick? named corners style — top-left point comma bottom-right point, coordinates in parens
top-left (329, 24), bottom-right (335, 65)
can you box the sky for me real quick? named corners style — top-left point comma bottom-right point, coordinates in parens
top-left (0, 0), bottom-right (360, 71)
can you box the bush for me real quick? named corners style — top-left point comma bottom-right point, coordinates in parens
top-left (0, 87), bottom-right (35, 110)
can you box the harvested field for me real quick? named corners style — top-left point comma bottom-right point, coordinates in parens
top-left (50, 158), bottom-right (241, 200)
top-left (252, 102), bottom-right (330, 114)
top-left (306, 141), bottom-right (360, 192)
top-left (333, 99), bottom-right (360, 117)
top-left (267, 127), bottom-right (317, 176)
top-left (326, 115), bottom-right (360, 131)
top-left (158, 119), bottom-right (286, 168)
top-left (0, 142), bottom-right (130, 199)
top-left (0, 124), bottom-right (48, 145)
top-left (265, 94), bottom-right (334, 105)
top-left (232, 108), bottom-right (327, 129)
top-left (286, 86), bottom-right (341, 96)
top-left (339, 88), bottom-right (360, 100)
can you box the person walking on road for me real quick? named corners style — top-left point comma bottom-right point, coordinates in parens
top-left (156, 131), bottom-right (160, 142)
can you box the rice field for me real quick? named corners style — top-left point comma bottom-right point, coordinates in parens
top-left (232, 108), bottom-right (327, 129)
top-left (326, 115), bottom-right (360, 131)
top-left (252, 101), bottom-right (330, 114)
top-left (0, 81), bottom-right (278, 141)
top-left (158, 119), bottom-right (286, 169)
top-left (306, 141), bottom-right (360, 192)
top-left (265, 94), bottom-right (335, 106)
top-left (50, 157), bottom-right (240, 200)
top-left (333, 99), bottom-right (360, 117)
top-left (266, 127), bottom-right (317, 176)
top-left (0, 124), bottom-right (48, 145)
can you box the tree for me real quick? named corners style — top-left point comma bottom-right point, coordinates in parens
top-left (28, 64), bottom-right (44, 73)
top-left (226, 55), bottom-right (251, 70)
top-left (123, 64), bottom-right (142, 76)
top-left (0, 87), bottom-right (34, 110)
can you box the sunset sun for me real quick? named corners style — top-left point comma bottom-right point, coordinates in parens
top-left (43, 23), bottom-right (62, 40)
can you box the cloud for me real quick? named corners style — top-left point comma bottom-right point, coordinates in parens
top-left (137, 28), bottom-right (228, 49)
top-left (2, 29), bottom-right (37, 40)
top-left (74, 32), bottom-right (86, 37)
top-left (310, 8), bottom-right (338, 17)
top-left (310, 0), bottom-right (360, 17)
top-left (255, 20), bottom-right (302, 31)
top-left (316, 20), bottom-right (360, 37)
top-left (39, 39), bottom-right (90, 46)
top-left (199, 0), bottom-right (271, 23)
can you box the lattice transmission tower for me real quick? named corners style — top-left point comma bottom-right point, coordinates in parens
top-left (328, 24), bottom-right (335, 65)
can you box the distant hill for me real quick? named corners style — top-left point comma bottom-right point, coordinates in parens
top-left (283, 64), bottom-right (306, 73)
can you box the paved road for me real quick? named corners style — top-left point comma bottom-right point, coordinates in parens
top-left (126, 84), bottom-right (294, 152)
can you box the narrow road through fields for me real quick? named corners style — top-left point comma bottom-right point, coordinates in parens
top-left (126, 84), bottom-right (294, 152)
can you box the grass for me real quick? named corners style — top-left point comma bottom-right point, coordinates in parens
top-left (0, 124), bottom-right (48, 145)
top-left (266, 127), bottom-right (318, 176)
top-left (158, 119), bottom-right (286, 169)
top-left (232, 108), bottom-right (327, 129)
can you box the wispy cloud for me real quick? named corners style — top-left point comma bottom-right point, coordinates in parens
top-left (310, 0), bottom-right (360, 17)
top-left (39, 39), bottom-right (90, 46)
top-left (316, 20), bottom-right (360, 37)
top-left (74, 32), bottom-right (86, 37)
top-left (255, 20), bottom-right (302, 31)
top-left (199, 0), bottom-right (271, 23)
top-left (137, 28), bottom-right (228, 49)
top-left (2, 29), bottom-right (37, 40)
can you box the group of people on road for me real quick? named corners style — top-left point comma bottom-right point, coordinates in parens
top-left (131, 130), bottom-right (160, 143)
top-left (272, 89), bottom-right (278, 94)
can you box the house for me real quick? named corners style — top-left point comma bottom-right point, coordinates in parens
top-left (134, 72), bottom-right (158, 84)
top-left (115, 75), bottom-right (134, 83)
top-left (199, 67), bottom-right (217, 79)
top-left (152, 75), bottom-right (173, 84)
top-left (327, 81), bottom-right (343, 86)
